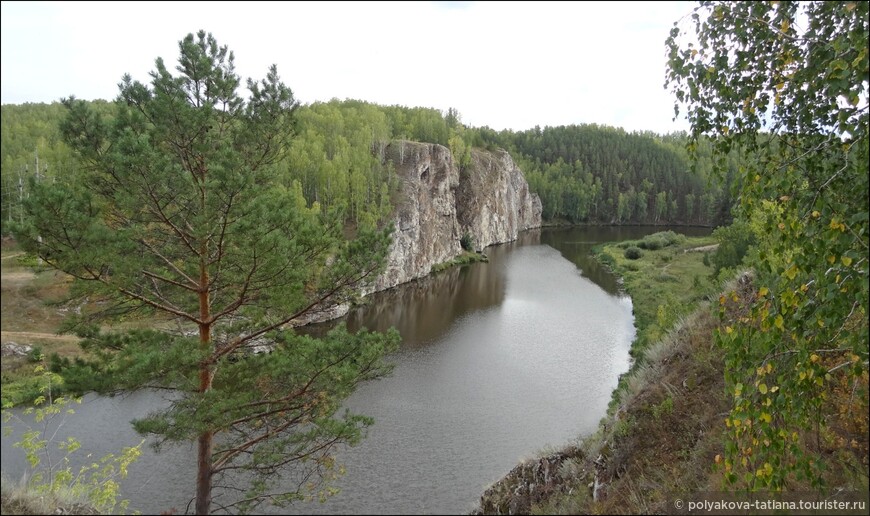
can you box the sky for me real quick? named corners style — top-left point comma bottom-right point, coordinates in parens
top-left (1, 0), bottom-right (695, 134)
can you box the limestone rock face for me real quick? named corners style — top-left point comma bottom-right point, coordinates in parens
top-left (369, 141), bottom-right (542, 293)
top-left (371, 141), bottom-right (462, 292)
top-left (455, 148), bottom-right (543, 251)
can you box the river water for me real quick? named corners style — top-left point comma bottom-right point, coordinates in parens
top-left (1, 226), bottom-right (710, 514)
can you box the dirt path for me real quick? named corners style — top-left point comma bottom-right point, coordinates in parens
top-left (684, 243), bottom-right (719, 253)
top-left (1, 330), bottom-right (80, 343)
top-left (1, 270), bottom-right (36, 282)
top-left (0, 252), bottom-right (25, 261)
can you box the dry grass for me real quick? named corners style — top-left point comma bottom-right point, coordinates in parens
top-left (1, 252), bottom-right (74, 338)
top-left (2, 244), bottom-right (83, 387)
top-left (1, 242), bottom-right (181, 389)
top-left (528, 278), bottom-right (736, 515)
top-left (524, 270), bottom-right (869, 514)
top-left (0, 475), bottom-right (99, 515)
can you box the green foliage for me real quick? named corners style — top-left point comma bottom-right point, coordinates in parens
top-left (288, 100), bottom-right (396, 228)
top-left (460, 232), bottom-right (474, 251)
top-left (624, 246), bottom-right (644, 260)
top-left (668, 0), bottom-right (869, 490)
top-left (639, 235), bottom-right (666, 250)
top-left (710, 220), bottom-right (756, 280)
top-left (651, 395), bottom-right (674, 421)
top-left (494, 125), bottom-right (738, 225)
top-left (0, 102), bottom-right (96, 236)
top-left (26, 346), bottom-right (43, 364)
top-left (11, 30), bottom-right (399, 514)
top-left (430, 251), bottom-right (487, 273)
top-left (597, 234), bottom-right (718, 357)
top-left (2, 365), bottom-right (142, 514)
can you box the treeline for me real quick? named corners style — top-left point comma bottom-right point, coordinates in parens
top-left (461, 124), bottom-right (738, 225)
top-left (1, 99), bottom-right (733, 235)
top-left (1, 99), bottom-right (472, 235)
top-left (285, 100), bottom-right (469, 229)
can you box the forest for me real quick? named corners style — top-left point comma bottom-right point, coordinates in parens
top-left (1, 98), bottom-right (733, 234)
top-left (1, 1), bottom-right (866, 513)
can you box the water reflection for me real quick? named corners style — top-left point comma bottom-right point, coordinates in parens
top-left (540, 225), bottom-right (714, 295)
top-left (1, 226), bottom-right (707, 515)
top-left (312, 230), bottom-right (542, 345)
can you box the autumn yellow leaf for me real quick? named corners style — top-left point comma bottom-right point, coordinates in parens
top-left (774, 315), bottom-right (784, 330)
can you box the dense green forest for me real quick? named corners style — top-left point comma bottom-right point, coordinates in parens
top-left (2, 99), bottom-right (732, 236)
top-left (494, 125), bottom-right (736, 224)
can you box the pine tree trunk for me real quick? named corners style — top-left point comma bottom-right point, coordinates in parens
top-left (195, 250), bottom-right (213, 515)
top-left (196, 424), bottom-right (213, 514)
top-left (195, 334), bottom-right (213, 514)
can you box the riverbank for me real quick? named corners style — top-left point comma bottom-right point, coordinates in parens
top-left (474, 231), bottom-right (869, 514)
top-left (3, 227), bottom-right (644, 515)
top-left (473, 231), bottom-right (726, 512)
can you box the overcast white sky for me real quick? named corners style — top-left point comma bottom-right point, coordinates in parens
top-left (1, 0), bottom-right (694, 134)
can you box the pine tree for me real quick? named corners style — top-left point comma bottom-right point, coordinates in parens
top-left (13, 31), bottom-right (398, 514)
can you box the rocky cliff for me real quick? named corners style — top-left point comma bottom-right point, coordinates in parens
top-left (371, 141), bottom-right (541, 293)
top-left (371, 141), bottom-right (463, 292)
top-left (456, 148), bottom-right (543, 251)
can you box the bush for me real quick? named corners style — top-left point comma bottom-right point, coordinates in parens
top-left (27, 346), bottom-right (43, 363)
top-left (657, 230), bottom-right (682, 246)
top-left (639, 231), bottom-right (684, 250)
top-left (597, 252), bottom-right (616, 267)
top-left (657, 272), bottom-right (679, 282)
top-left (624, 247), bottom-right (644, 260)
top-left (460, 232), bottom-right (474, 251)
top-left (1, 367), bottom-right (142, 515)
top-left (639, 236), bottom-right (666, 250)
top-left (710, 221), bottom-right (755, 278)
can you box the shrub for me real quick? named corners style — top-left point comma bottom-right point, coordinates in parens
top-left (657, 230), bottom-right (682, 246)
top-left (27, 346), bottom-right (44, 364)
top-left (460, 232), bottom-right (474, 251)
top-left (1, 366), bottom-right (142, 514)
top-left (640, 235), bottom-right (666, 250)
top-left (624, 247), bottom-right (644, 260)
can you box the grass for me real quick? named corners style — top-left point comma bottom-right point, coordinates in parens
top-left (477, 229), bottom-right (868, 514)
top-left (430, 250), bottom-right (488, 273)
top-left (1, 475), bottom-right (99, 515)
top-left (592, 231), bottom-right (718, 359)
top-left (472, 231), bottom-right (731, 514)
top-left (0, 240), bottom-right (178, 406)
top-left (526, 298), bottom-right (730, 515)
top-left (1, 242), bottom-right (84, 406)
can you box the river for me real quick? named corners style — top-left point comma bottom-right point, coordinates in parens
top-left (1, 226), bottom-right (710, 514)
